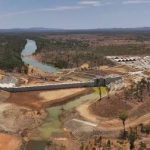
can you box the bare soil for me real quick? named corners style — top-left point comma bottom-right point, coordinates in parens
top-left (0, 90), bottom-right (10, 102)
top-left (90, 92), bottom-right (132, 118)
top-left (0, 133), bottom-right (21, 150)
top-left (39, 88), bottom-right (87, 102)
top-left (6, 88), bottom-right (91, 109)
top-left (0, 103), bottom-right (46, 133)
top-left (100, 65), bottom-right (137, 75)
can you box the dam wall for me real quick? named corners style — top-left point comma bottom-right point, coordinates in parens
top-left (0, 77), bottom-right (122, 93)
top-left (1, 81), bottom-right (95, 93)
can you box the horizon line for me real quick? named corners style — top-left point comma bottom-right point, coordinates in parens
top-left (1, 26), bottom-right (150, 30)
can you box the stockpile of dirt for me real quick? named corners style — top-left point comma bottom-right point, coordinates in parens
top-left (89, 93), bottom-right (132, 118)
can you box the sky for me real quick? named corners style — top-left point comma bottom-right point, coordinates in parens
top-left (0, 0), bottom-right (150, 29)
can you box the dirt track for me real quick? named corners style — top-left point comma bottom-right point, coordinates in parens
top-left (77, 99), bottom-right (150, 132)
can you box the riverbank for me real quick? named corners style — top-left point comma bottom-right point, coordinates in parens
top-left (21, 39), bottom-right (59, 73)
top-left (6, 88), bottom-right (92, 109)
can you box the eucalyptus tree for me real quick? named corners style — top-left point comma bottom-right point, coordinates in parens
top-left (128, 130), bottom-right (137, 150)
top-left (119, 112), bottom-right (128, 138)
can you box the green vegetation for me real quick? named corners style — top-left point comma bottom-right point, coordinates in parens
top-left (35, 32), bottom-right (150, 69)
top-left (1, 31), bottom-right (150, 71)
top-left (0, 35), bottom-right (26, 71)
top-left (35, 38), bottom-right (114, 68)
top-left (95, 44), bottom-right (150, 56)
top-left (124, 78), bottom-right (150, 102)
top-left (119, 112), bottom-right (128, 138)
top-left (128, 130), bottom-right (137, 150)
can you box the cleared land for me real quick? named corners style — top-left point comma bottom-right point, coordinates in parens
top-left (0, 31), bottom-right (149, 150)
top-left (0, 90), bottom-right (10, 102)
top-left (0, 133), bottom-right (21, 150)
top-left (0, 103), bottom-right (46, 133)
top-left (89, 92), bottom-right (132, 118)
top-left (76, 80), bottom-right (150, 133)
top-left (77, 94), bottom-right (150, 127)
top-left (7, 88), bottom-right (91, 109)
top-left (39, 88), bottom-right (87, 102)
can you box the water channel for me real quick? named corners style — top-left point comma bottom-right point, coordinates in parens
top-left (26, 93), bottom-right (100, 150)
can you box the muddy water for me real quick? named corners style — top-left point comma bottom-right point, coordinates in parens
top-left (38, 87), bottom-right (107, 139)
top-left (26, 88), bottom-right (107, 150)
top-left (21, 39), bottom-right (59, 73)
top-left (22, 40), bottom-right (108, 149)
top-left (26, 141), bottom-right (47, 150)
top-left (26, 93), bottom-right (98, 150)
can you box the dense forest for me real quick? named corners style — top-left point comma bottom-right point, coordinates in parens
top-left (0, 35), bottom-right (26, 71)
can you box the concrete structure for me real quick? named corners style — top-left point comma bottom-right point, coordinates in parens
top-left (107, 56), bottom-right (150, 70)
top-left (0, 76), bottom-right (122, 93)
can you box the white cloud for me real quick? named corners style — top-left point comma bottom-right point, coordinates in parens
top-left (0, 1), bottom-right (113, 20)
top-left (0, 6), bottom-right (85, 19)
top-left (79, 1), bottom-right (101, 6)
top-left (40, 6), bottom-right (85, 11)
top-left (123, 0), bottom-right (150, 4)
top-left (79, 0), bottom-right (113, 7)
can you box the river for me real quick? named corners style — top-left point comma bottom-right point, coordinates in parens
top-left (25, 93), bottom-right (100, 150)
top-left (21, 39), bottom-right (59, 73)
top-left (25, 88), bottom-right (107, 150)
top-left (21, 39), bottom-right (105, 150)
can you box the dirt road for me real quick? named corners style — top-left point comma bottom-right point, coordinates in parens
top-left (77, 100), bottom-right (150, 132)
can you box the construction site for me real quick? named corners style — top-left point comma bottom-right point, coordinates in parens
top-left (0, 51), bottom-right (149, 150)
top-left (0, 33), bottom-right (149, 150)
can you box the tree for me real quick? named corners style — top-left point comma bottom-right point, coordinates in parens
top-left (138, 142), bottom-right (146, 150)
top-left (119, 112), bottom-right (128, 138)
top-left (98, 136), bottom-right (102, 147)
top-left (45, 141), bottom-right (53, 150)
top-left (124, 89), bottom-right (129, 100)
top-left (128, 130), bottom-right (137, 150)
top-left (80, 142), bottom-right (84, 150)
top-left (145, 125), bottom-right (150, 134)
top-left (95, 78), bottom-right (106, 100)
top-left (106, 86), bottom-right (111, 99)
top-left (146, 78), bottom-right (150, 96)
top-left (98, 87), bottom-right (102, 101)
top-left (107, 140), bottom-right (111, 149)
